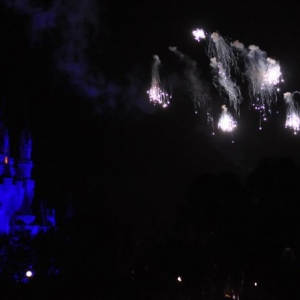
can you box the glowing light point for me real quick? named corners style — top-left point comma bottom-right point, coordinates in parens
top-left (254, 282), bottom-right (258, 287)
top-left (177, 276), bottom-right (182, 282)
top-left (218, 105), bottom-right (237, 132)
top-left (192, 28), bottom-right (206, 42)
top-left (26, 270), bottom-right (33, 278)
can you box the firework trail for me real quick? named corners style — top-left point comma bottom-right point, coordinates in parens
top-left (210, 57), bottom-right (242, 115)
top-left (193, 29), bottom-right (239, 75)
top-left (283, 92), bottom-right (300, 134)
top-left (147, 55), bottom-right (171, 108)
top-left (207, 31), bottom-right (239, 76)
top-left (191, 27), bottom-right (297, 135)
top-left (193, 29), bottom-right (242, 114)
top-left (244, 45), bottom-right (283, 115)
top-left (218, 105), bottom-right (237, 132)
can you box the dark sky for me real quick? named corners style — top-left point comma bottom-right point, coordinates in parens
top-left (1, 0), bottom-right (300, 221)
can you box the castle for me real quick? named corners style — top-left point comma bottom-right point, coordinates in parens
top-left (0, 119), bottom-right (55, 236)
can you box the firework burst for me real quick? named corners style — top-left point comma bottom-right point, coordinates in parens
top-left (147, 55), bottom-right (171, 108)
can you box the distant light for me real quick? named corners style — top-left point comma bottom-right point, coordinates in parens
top-left (254, 282), bottom-right (257, 286)
top-left (26, 270), bottom-right (33, 278)
top-left (177, 276), bottom-right (182, 282)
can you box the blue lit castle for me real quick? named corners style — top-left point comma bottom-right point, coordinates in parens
top-left (0, 121), bottom-right (55, 236)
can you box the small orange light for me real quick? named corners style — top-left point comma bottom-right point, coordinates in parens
top-left (4, 157), bottom-right (8, 164)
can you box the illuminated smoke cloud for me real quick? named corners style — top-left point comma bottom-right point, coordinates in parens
top-left (231, 40), bottom-right (247, 66)
top-left (284, 92), bottom-right (300, 134)
top-left (231, 40), bottom-right (245, 51)
top-left (53, 1), bottom-right (105, 99)
top-left (4, 0), bottom-right (108, 101)
top-left (169, 47), bottom-right (211, 112)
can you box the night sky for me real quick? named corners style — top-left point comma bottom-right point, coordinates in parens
top-left (3, 1), bottom-right (300, 299)
top-left (1, 0), bottom-right (300, 223)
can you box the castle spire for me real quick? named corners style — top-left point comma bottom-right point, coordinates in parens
top-left (19, 129), bottom-right (32, 161)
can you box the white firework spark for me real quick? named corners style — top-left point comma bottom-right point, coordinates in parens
top-left (284, 92), bottom-right (300, 134)
top-left (210, 57), bottom-right (242, 115)
top-left (147, 55), bottom-right (171, 108)
top-left (218, 105), bottom-right (237, 132)
top-left (192, 28), bottom-right (206, 42)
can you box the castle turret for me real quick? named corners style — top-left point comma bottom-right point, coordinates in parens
top-left (17, 130), bottom-right (35, 216)
top-left (18, 130), bottom-right (33, 179)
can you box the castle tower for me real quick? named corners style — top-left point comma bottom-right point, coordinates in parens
top-left (0, 128), bottom-right (25, 235)
top-left (0, 109), bottom-right (56, 235)
top-left (17, 130), bottom-right (35, 214)
top-left (18, 130), bottom-right (33, 177)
